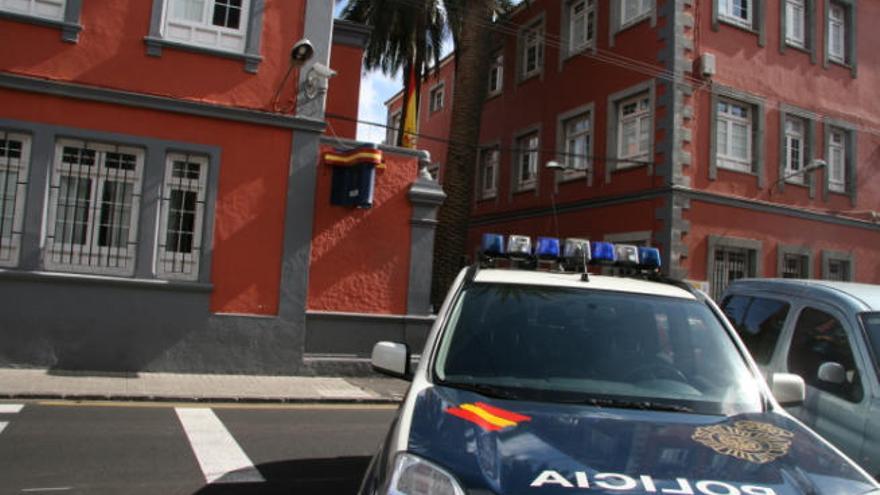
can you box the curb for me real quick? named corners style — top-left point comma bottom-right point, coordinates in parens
top-left (0, 393), bottom-right (403, 405)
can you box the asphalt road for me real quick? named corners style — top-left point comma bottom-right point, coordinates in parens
top-left (0, 400), bottom-right (398, 495)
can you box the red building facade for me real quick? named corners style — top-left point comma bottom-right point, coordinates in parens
top-left (388, 0), bottom-right (879, 298)
top-left (0, 1), bottom-right (443, 373)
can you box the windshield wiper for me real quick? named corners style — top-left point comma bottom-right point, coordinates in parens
top-left (556, 396), bottom-right (693, 413)
top-left (440, 381), bottom-right (522, 400)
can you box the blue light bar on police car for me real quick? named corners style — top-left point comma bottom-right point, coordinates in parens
top-left (638, 247), bottom-right (662, 269)
top-left (481, 233), bottom-right (506, 257)
top-left (507, 235), bottom-right (532, 259)
top-left (615, 244), bottom-right (640, 266)
top-left (562, 238), bottom-right (591, 263)
top-left (535, 237), bottom-right (560, 260)
top-left (589, 242), bottom-right (616, 264)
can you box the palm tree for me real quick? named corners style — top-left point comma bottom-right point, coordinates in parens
top-left (343, 0), bottom-right (512, 307)
top-left (342, 0), bottom-right (446, 146)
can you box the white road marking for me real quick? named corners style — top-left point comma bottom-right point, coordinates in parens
top-left (0, 404), bottom-right (24, 414)
top-left (0, 422), bottom-right (7, 435)
top-left (175, 408), bottom-right (265, 484)
top-left (21, 488), bottom-right (73, 492)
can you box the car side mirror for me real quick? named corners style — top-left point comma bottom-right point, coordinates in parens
top-left (371, 341), bottom-right (411, 380)
top-left (817, 362), bottom-right (846, 385)
top-left (770, 373), bottom-right (805, 407)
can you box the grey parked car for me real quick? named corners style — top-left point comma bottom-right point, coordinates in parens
top-left (720, 279), bottom-right (880, 478)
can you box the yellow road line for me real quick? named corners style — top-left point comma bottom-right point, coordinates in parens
top-left (36, 400), bottom-right (399, 410)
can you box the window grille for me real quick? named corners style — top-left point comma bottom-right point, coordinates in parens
top-left (45, 140), bottom-right (144, 276)
top-left (712, 247), bottom-right (751, 300)
top-left (0, 131), bottom-right (30, 267)
top-left (827, 259), bottom-right (850, 281)
top-left (156, 153), bottom-right (208, 280)
top-left (782, 253), bottom-right (808, 278)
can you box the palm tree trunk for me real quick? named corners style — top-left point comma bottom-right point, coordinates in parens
top-left (431, 0), bottom-right (495, 307)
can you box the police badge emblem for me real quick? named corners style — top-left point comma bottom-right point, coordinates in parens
top-left (692, 421), bottom-right (794, 464)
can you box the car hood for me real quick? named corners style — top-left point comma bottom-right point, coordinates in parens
top-left (405, 385), bottom-right (878, 495)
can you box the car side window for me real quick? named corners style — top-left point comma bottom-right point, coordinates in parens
top-left (721, 295), bottom-right (789, 365)
top-left (787, 307), bottom-right (863, 403)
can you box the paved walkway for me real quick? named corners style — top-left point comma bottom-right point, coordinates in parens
top-left (0, 368), bottom-right (409, 403)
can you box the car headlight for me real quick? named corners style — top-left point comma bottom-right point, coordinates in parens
top-left (387, 452), bottom-right (466, 495)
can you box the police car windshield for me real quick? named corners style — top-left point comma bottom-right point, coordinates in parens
top-left (434, 284), bottom-right (763, 416)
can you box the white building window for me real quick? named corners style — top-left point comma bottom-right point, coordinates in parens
top-left (516, 133), bottom-right (539, 191)
top-left (785, 0), bottom-right (806, 47)
top-left (479, 148), bottom-right (498, 199)
top-left (716, 100), bottom-right (752, 172)
top-left (784, 116), bottom-right (805, 181)
top-left (162, 0), bottom-right (250, 53)
top-left (0, 131), bottom-right (30, 268)
top-left (0, 0), bottom-right (65, 21)
top-left (827, 128), bottom-right (846, 193)
top-left (782, 253), bottom-right (809, 278)
top-left (429, 84), bottom-right (444, 113)
top-left (569, 0), bottom-right (595, 51)
top-left (563, 113), bottom-right (591, 178)
top-left (618, 94), bottom-right (652, 166)
top-left (157, 154), bottom-right (208, 280)
top-left (828, 3), bottom-right (846, 63)
top-left (719, 0), bottom-right (752, 28)
top-left (827, 258), bottom-right (850, 281)
top-left (521, 21), bottom-right (543, 79)
top-left (45, 139), bottom-right (145, 276)
top-left (621, 0), bottom-right (651, 26)
top-left (488, 52), bottom-right (503, 96)
top-left (386, 110), bottom-right (401, 145)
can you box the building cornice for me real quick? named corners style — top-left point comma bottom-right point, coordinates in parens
top-left (0, 73), bottom-right (327, 133)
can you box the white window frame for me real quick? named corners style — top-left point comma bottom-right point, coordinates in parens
top-left (827, 128), bottom-right (846, 193)
top-left (521, 21), bottom-right (544, 79)
top-left (617, 94), bottom-right (652, 167)
top-left (0, 0), bottom-right (65, 21)
top-left (479, 148), bottom-right (499, 199)
top-left (161, 0), bottom-right (251, 53)
top-left (716, 99), bottom-right (753, 172)
top-left (45, 139), bottom-right (145, 276)
top-left (0, 131), bottom-right (31, 268)
top-left (563, 112), bottom-right (591, 179)
top-left (785, 0), bottom-right (806, 48)
top-left (516, 133), bottom-right (539, 191)
top-left (719, 0), bottom-right (753, 29)
top-left (828, 3), bottom-right (846, 64)
top-left (429, 83), bottom-right (444, 113)
top-left (386, 110), bottom-right (402, 145)
top-left (488, 52), bottom-right (503, 96)
top-left (156, 153), bottom-right (208, 281)
top-left (784, 116), bottom-right (805, 182)
top-left (569, 0), bottom-right (596, 52)
top-left (621, 0), bottom-right (652, 27)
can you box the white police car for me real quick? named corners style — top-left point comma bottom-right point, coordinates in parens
top-left (359, 235), bottom-right (880, 495)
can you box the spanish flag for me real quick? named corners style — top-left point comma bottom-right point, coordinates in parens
top-left (446, 402), bottom-right (532, 431)
top-left (401, 65), bottom-right (419, 149)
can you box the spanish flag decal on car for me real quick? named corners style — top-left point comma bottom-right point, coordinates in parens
top-left (445, 402), bottom-right (531, 431)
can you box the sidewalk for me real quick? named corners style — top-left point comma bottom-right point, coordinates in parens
top-left (0, 368), bottom-right (410, 404)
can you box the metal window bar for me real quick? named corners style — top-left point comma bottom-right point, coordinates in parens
top-left (0, 132), bottom-right (29, 266)
top-left (712, 248), bottom-right (749, 300)
top-left (46, 140), bottom-right (142, 275)
top-left (782, 254), bottom-right (807, 279)
top-left (157, 153), bottom-right (207, 280)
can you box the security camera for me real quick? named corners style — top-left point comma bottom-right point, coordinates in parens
top-left (309, 63), bottom-right (337, 79)
top-left (290, 39), bottom-right (314, 66)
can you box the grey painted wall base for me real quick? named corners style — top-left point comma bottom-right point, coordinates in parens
top-left (0, 277), bottom-right (306, 374)
top-left (304, 311), bottom-right (435, 357)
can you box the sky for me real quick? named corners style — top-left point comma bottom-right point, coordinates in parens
top-left (333, 1), bottom-right (449, 144)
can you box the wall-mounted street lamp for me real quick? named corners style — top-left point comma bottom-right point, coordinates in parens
top-left (768, 158), bottom-right (826, 197)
